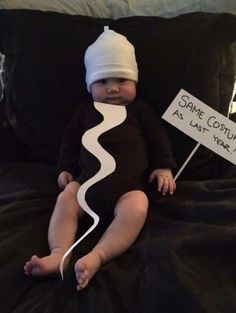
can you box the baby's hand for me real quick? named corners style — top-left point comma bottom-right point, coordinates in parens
top-left (57, 171), bottom-right (73, 189)
top-left (149, 168), bottom-right (176, 195)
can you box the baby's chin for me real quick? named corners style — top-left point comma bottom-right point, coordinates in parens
top-left (100, 98), bottom-right (128, 106)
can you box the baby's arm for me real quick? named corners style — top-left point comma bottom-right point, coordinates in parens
top-left (57, 171), bottom-right (73, 189)
top-left (149, 168), bottom-right (176, 195)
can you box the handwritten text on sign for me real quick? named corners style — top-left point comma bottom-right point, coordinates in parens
top-left (162, 89), bottom-right (236, 165)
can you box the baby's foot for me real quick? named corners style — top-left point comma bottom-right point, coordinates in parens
top-left (74, 251), bottom-right (102, 290)
top-left (24, 252), bottom-right (64, 277)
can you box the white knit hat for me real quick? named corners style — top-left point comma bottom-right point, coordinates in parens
top-left (84, 26), bottom-right (138, 92)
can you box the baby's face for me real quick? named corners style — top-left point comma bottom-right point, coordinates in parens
top-left (90, 78), bottom-right (136, 105)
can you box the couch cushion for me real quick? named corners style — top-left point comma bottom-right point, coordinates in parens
top-left (0, 0), bottom-right (236, 18)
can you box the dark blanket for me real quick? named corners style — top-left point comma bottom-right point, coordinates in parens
top-left (1, 162), bottom-right (236, 313)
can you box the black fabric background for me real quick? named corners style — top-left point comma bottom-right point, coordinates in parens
top-left (113, 14), bottom-right (236, 179)
top-left (0, 11), bottom-right (235, 179)
top-left (0, 162), bottom-right (236, 313)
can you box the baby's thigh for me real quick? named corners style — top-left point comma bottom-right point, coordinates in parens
top-left (114, 190), bottom-right (148, 220)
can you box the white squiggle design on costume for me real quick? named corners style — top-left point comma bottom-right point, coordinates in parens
top-left (60, 102), bottom-right (127, 279)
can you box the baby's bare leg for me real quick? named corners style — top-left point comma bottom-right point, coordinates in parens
top-left (74, 190), bottom-right (148, 290)
top-left (24, 181), bottom-right (84, 276)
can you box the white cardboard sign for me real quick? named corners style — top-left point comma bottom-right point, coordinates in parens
top-left (162, 89), bottom-right (236, 165)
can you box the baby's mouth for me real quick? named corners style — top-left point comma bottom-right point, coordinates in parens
top-left (106, 97), bottom-right (121, 103)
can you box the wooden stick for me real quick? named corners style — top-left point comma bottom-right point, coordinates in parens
top-left (174, 142), bottom-right (201, 181)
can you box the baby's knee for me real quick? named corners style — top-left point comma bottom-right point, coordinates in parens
top-left (135, 199), bottom-right (148, 220)
top-left (116, 191), bottom-right (148, 219)
top-left (131, 191), bottom-right (149, 214)
top-left (56, 190), bottom-right (70, 206)
top-left (56, 182), bottom-right (79, 207)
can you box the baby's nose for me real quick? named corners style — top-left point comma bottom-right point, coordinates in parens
top-left (108, 82), bottom-right (119, 92)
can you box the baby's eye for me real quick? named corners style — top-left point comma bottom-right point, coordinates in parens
top-left (118, 78), bottom-right (127, 83)
top-left (96, 79), bottom-right (107, 84)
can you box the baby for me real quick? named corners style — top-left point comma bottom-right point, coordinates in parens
top-left (24, 27), bottom-right (176, 290)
